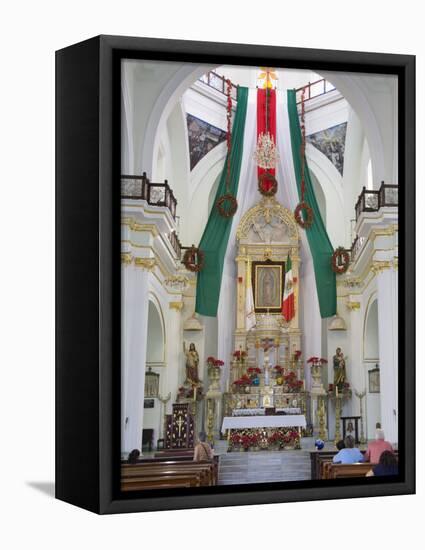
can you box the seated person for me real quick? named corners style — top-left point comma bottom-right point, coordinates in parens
top-left (193, 432), bottom-right (214, 462)
top-left (333, 435), bottom-right (364, 464)
top-left (363, 429), bottom-right (393, 463)
top-left (127, 449), bottom-right (141, 464)
top-left (336, 439), bottom-right (345, 451)
top-left (366, 450), bottom-right (398, 477)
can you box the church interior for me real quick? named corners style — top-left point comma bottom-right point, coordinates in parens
top-left (120, 60), bottom-right (399, 490)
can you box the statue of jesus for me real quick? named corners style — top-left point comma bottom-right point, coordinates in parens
top-left (183, 342), bottom-right (200, 385)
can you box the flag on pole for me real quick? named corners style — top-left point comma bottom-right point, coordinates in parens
top-left (282, 254), bottom-right (295, 322)
top-left (246, 260), bottom-right (256, 331)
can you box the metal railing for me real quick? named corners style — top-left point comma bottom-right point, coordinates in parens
top-left (121, 173), bottom-right (181, 259)
top-left (296, 78), bottom-right (336, 104)
top-left (121, 173), bottom-right (177, 220)
top-left (198, 71), bottom-right (238, 100)
top-left (350, 182), bottom-right (398, 262)
top-left (168, 230), bottom-right (182, 260)
top-left (354, 182), bottom-right (398, 222)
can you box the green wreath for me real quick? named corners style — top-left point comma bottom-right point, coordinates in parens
top-left (258, 173), bottom-right (278, 196)
top-left (331, 247), bottom-right (350, 274)
top-left (216, 193), bottom-right (238, 218)
top-left (294, 201), bottom-right (314, 229)
top-left (182, 246), bottom-right (205, 273)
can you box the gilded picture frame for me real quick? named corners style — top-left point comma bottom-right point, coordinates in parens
top-left (252, 261), bottom-right (285, 313)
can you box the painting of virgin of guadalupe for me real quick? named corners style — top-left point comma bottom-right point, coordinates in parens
top-left (254, 263), bottom-right (283, 311)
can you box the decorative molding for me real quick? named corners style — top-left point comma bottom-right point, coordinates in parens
top-left (371, 260), bottom-right (392, 274)
top-left (339, 276), bottom-right (362, 288)
top-left (263, 247), bottom-right (272, 260)
top-left (370, 225), bottom-right (398, 242)
top-left (346, 301), bottom-right (361, 311)
top-left (169, 301), bottom-right (184, 311)
top-left (164, 275), bottom-right (190, 291)
top-left (134, 257), bottom-right (156, 271)
top-left (393, 257), bottom-right (398, 270)
top-left (236, 196), bottom-right (299, 242)
top-left (133, 223), bottom-right (159, 237)
top-left (120, 217), bottom-right (159, 237)
top-left (121, 252), bottom-right (133, 265)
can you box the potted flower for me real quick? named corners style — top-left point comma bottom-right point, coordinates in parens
top-left (230, 432), bottom-right (242, 451)
top-left (207, 356), bottom-right (224, 391)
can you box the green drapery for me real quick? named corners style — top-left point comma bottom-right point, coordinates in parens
top-left (287, 89), bottom-right (336, 318)
top-left (195, 87), bottom-right (249, 317)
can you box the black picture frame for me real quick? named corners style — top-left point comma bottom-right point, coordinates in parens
top-left (369, 367), bottom-right (381, 394)
top-left (56, 35), bottom-right (415, 514)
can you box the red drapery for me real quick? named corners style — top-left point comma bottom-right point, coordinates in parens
top-left (256, 88), bottom-right (276, 190)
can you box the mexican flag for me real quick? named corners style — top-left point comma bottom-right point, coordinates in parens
top-left (282, 254), bottom-right (295, 322)
top-left (245, 260), bottom-right (256, 331)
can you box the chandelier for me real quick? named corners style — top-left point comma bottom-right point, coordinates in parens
top-left (253, 131), bottom-right (279, 170)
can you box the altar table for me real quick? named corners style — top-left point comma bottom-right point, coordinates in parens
top-left (221, 414), bottom-right (306, 433)
top-left (232, 407), bottom-right (301, 416)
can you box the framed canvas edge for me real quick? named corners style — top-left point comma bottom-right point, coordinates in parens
top-left (56, 34), bottom-right (415, 515)
top-left (100, 36), bottom-right (416, 514)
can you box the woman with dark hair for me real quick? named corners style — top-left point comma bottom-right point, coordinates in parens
top-left (366, 450), bottom-right (398, 477)
top-left (127, 449), bottom-right (141, 464)
top-left (336, 439), bottom-right (345, 451)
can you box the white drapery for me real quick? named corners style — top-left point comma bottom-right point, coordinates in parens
top-left (215, 89), bottom-right (323, 389)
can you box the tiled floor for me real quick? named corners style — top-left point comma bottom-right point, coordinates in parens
top-left (216, 438), bottom-right (315, 485)
top-left (217, 449), bottom-right (311, 485)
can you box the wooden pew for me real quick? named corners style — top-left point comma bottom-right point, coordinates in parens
top-left (122, 462), bottom-right (214, 486)
top-left (136, 455), bottom-right (220, 484)
top-left (326, 462), bottom-right (375, 479)
top-left (121, 474), bottom-right (201, 491)
top-left (121, 460), bottom-right (217, 491)
top-left (310, 449), bottom-right (399, 479)
top-left (154, 449), bottom-right (195, 459)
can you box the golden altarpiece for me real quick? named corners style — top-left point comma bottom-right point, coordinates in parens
top-left (221, 196), bottom-right (308, 422)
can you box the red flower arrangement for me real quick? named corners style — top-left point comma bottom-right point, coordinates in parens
top-left (233, 374), bottom-right (252, 387)
top-left (274, 365), bottom-right (283, 373)
top-left (294, 350), bottom-right (302, 360)
top-left (328, 383), bottom-right (334, 391)
top-left (307, 356), bottom-right (328, 364)
top-left (207, 356), bottom-right (224, 367)
top-left (230, 433), bottom-right (242, 446)
top-left (268, 429), bottom-right (300, 448)
top-left (282, 371), bottom-right (303, 392)
top-left (233, 350), bottom-right (247, 360)
top-left (247, 367), bottom-right (261, 375)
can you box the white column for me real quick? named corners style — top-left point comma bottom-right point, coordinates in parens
top-left (375, 264), bottom-right (398, 445)
top-left (165, 302), bottom-right (183, 415)
top-left (347, 300), bottom-right (365, 417)
top-left (122, 262), bottom-right (150, 453)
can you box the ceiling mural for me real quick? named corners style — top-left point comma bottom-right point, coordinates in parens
top-left (306, 122), bottom-right (347, 176)
top-left (186, 114), bottom-right (227, 171)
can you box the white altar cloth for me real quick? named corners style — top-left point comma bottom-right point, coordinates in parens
top-left (221, 414), bottom-right (306, 433)
top-left (232, 408), bottom-right (301, 416)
